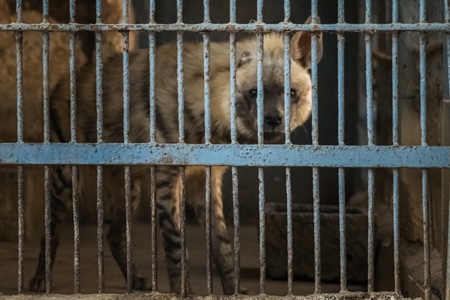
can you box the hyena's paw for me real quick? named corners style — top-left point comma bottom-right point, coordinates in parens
top-left (132, 276), bottom-right (152, 291)
top-left (239, 285), bottom-right (253, 295)
top-left (29, 274), bottom-right (46, 292)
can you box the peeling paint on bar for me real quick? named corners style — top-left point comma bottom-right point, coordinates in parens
top-left (2, 23), bottom-right (450, 32)
top-left (0, 144), bottom-right (448, 168)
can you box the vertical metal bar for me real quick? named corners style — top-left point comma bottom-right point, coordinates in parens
top-left (176, 1), bottom-right (187, 297)
top-left (258, 167), bottom-right (266, 294)
top-left (392, 0), bottom-right (400, 293)
top-left (337, 0), bottom-right (347, 292)
top-left (229, 1), bottom-right (240, 294)
top-left (283, 34), bottom-right (291, 145)
top-left (68, 0), bottom-right (80, 293)
top-left (286, 168), bottom-right (293, 295)
top-left (15, 0), bottom-right (24, 293)
top-left (256, 0), bottom-right (266, 294)
top-left (148, 0), bottom-right (158, 292)
top-left (180, 166), bottom-right (187, 297)
top-left (423, 169), bottom-right (431, 300)
top-left (150, 166), bottom-right (157, 291)
top-left (311, 0), bottom-right (321, 293)
top-left (95, 0), bottom-right (105, 293)
top-left (202, 0), bottom-right (212, 294)
top-left (445, 1), bottom-right (450, 299)
top-left (121, 0), bottom-right (133, 293)
top-left (177, 37), bottom-right (184, 142)
top-left (365, 0), bottom-right (375, 292)
top-left (42, 0), bottom-right (52, 294)
top-left (232, 167), bottom-right (240, 294)
top-left (419, 2), bottom-right (430, 299)
top-left (229, 0), bottom-right (237, 144)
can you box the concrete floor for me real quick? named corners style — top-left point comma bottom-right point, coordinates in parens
top-left (0, 223), bottom-right (365, 296)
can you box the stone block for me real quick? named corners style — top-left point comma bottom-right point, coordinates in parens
top-left (265, 203), bottom-right (370, 283)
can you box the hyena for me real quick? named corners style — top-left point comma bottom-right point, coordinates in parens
top-left (29, 16), bottom-right (323, 294)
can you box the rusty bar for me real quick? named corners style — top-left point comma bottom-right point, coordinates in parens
top-left (313, 167), bottom-right (321, 294)
top-left (5, 23), bottom-right (450, 32)
top-left (256, 32), bottom-right (264, 145)
top-left (283, 33), bottom-right (291, 144)
top-left (423, 169), bottom-right (431, 300)
top-left (367, 169), bottom-right (375, 291)
top-left (446, 1), bottom-right (450, 298)
top-left (337, 0), bottom-right (347, 292)
top-left (44, 165), bottom-right (52, 294)
top-left (232, 166), bottom-right (240, 294)
top-left (68, 0), bottom-right (80, 293)
top-left (96, 165), bottom-right (105, 293)
top-left (392, 0), bottom-right (400, 293)
top-left (177, 31), bottom-right (185, 143)
top-left (180, 166), bottom-right (187, 297)
top-left (125, 165), bottom-right (133, 293)
top-left (205, 166), bottom-right (212, 294)
top-left (286, 167), bottom-right (293, 295)
top-left (258, 167), bottom-right (266, 294)
top-left (149, 0), bottom-right (157, 292)
top-left (42, 0), bottom-right (51, 293)
top-left (150, 166), bottom-right (158, 291)
top-left (95, 0), bottom-right (105, 293)
top-left (15, 0), bottom-right (24, 293)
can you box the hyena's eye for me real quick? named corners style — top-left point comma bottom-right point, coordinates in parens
top-left (290, 89), bottom-right (297, 99)
top-left (248, 89), bottom-right (258, 99)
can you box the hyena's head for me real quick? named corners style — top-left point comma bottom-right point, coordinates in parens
top-left (234, 16), bottom-right (323, 143)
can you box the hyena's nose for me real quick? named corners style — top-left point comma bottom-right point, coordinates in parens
top-left (264, 113), bottom-right (283, 128)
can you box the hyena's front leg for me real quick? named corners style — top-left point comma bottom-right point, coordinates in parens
top-left (191, 167), bottom-right (248, 295)
top-left (155, 166), bottom-right (192, 294)
top-left (107, 177), bottom-right (152, 290)
top-left (29, 165), bottom-right (73, 292)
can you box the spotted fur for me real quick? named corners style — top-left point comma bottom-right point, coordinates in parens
top-left (29, 17), bottom-right (323, 295)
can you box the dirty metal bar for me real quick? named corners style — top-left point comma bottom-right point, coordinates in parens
top-left (205, 165), bottom-right (212, 294)
top-left (258, 167), bottom-right (266, 294)
top-left (42, 0), bottom-right (52, 293)
top-left (446, 0), bottom-right (450, 298)
top-left (419, 1), bottom-right (431, 299)
top-left (365, 0), bottom-right (375, 292)
top-left (231, 166), bottom-right (240, 294)
top-left (177, 35), bottom-right (185, 143)
top-left (392, 0), bottom-right (400, 293)
top-left (176, 1), bottom-right (188, 297)
top-left (256, 34), bottom-right (264, 145)
top-left (148, 0), bottom-right (158, 292)
top-left (1, 144), bottom-right (450, 167)
top-left (229, 0), bottom-right (240, 294)
top-left (15, 0), bottom-right (24, 293)
top-left (68, 0), bottom-right (81, 293)
top-left (286, 167), bottom-right (293, 295)
top-left (284, 1), bottom-right (292, 295)
top-left (150, 166), bottom-right (158, 291)
top-left (311, 0), bottom-right (321, 293)
top-left (125, 165), bottom-right (133, 294)
top-left (312, 167), bottom-right (321, 294)
top-left (180, 166), bottom-right (188, 297)
top-left (122, 0), bottom-right (133, 293)
top-left (423, 169), bottom-right (431, 300)
top-left (367, 168), bottom-right (375, 292)
top-left (95, 0), bottom-right (105, 293)
top-left (337, 0), bottom-right (346, 291)
top-left (203, 0), bottom-right (213, 294)
top-left (283, 33), bottom-right (291, 144)
top-left (5, 23), bottom-right (450, 33)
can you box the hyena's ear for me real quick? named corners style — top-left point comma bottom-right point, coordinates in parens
top-left (290, 16), bottom-right (323, 69)
top-left (238, 50), bottom-right (252, 67)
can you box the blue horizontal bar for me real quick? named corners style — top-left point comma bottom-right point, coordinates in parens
top-left (1, 22), bottom-right (450, 32)
top-left (0, 143), bottom-right (448, 168)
